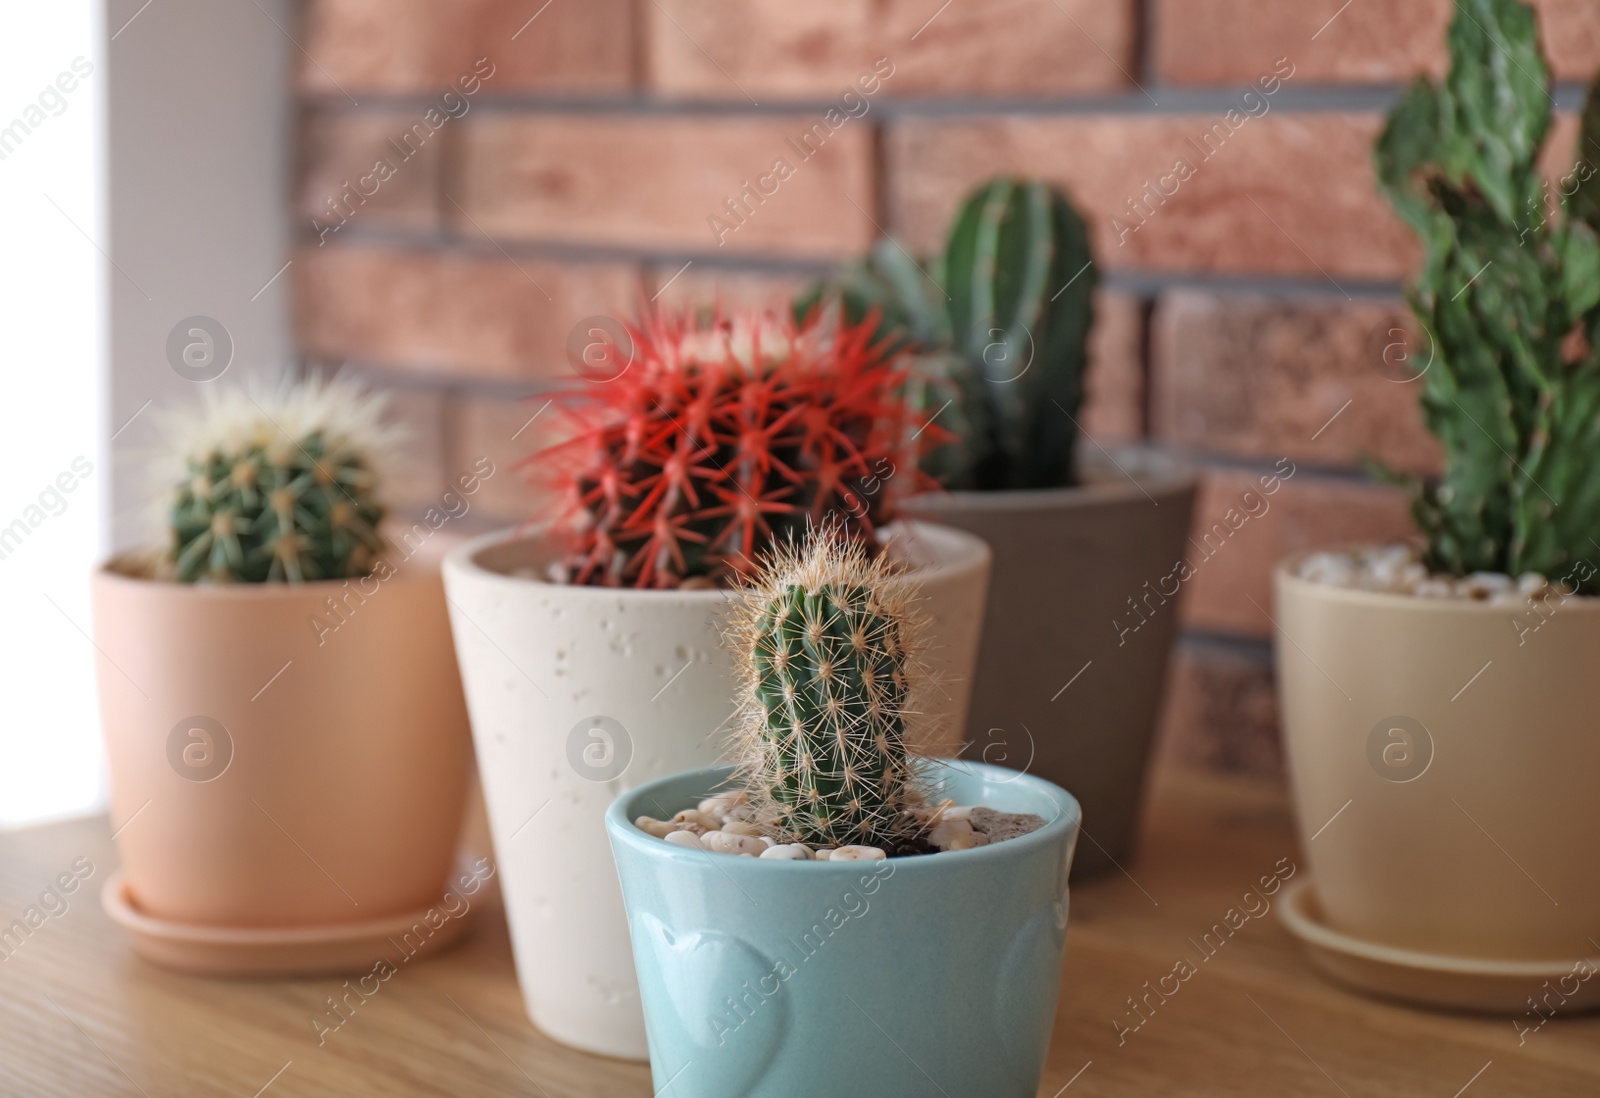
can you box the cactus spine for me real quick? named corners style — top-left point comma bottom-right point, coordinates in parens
top-left (536, 306), bottom-right (939, 589)
top-left (165, 377), bottom-right (391, 584)
top-left (1374, 0), bottom-right (1600, 588)
top-left (729, 531), bottom-right (925, 850)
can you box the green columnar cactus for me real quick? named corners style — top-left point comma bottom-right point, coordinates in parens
top-left (729, 531), bottom-right (925, 850)
top-left (796, 176), bottom-right (1097, 491)
top-left (165, 378), bottom-right (390, 583)
top-left (1374, 0), bottom-right (1600, 588)
top-left (942, 177), bottom-right (1097, 489)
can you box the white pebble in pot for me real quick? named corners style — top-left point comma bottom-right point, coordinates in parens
top-left (669, 809), bottom-right (719, 834)
top-left (758, 843), bottom-right (814, 860)
top-left (830, 845), bottom-right (886, 861)
top-left (663, 830), bottom-right (706, 850)
top-left (929, 818), bottom-right (989, 851)
top-left (701, 831), bottom-right (765, 856)
top-left (634, 816), bottom-right (676, 839)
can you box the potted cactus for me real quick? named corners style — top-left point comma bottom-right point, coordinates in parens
top-left (442, 305), bottom-right (992, 1059)
top-left (606, 530), bottom-right (1081, 1098)
top-left (802, 178), bottom-right (1197, 877)
top-left (1274, 0), bottom-right (1600, 1012)
top-left (90, 377), bottom-right (475, 974)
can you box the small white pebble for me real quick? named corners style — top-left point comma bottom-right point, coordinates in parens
top-left (1518, 572), bottom-right (1549, 595)
top-left (812, 849), bottom-right (837, 861)
top-left (670, 809), bottom-right (719, 835)
top-left (1369, 557), bottom-right (1405, 589)
top-left (1371, 544), bottom-right (1412, 567)
top-left (1300, 551), bottom-right (1358, 587)
top-left (701, 831), bottom-right (765, 856)
top-left (719, 820), bottom-right (762, 837)
top-left (940, 806), bottom-right (975, 823)
top-left (830, 845), bottom-right (887, 861)
top-left (929, 818), bottom-right (977, 850)
top-left (697, 791), bottom-right (749, 821)
top-left (634, 815), bottom-right (676, 839)
top-left (759, 843), bottom-right (813, 860)
top-left (663, 830), bottom-right (706, 850)
top-left (759, 836), bottom-right (776, 848)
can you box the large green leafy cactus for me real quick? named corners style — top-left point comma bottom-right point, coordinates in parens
top-left (729, 531), bottom-right (924, 850)
top-left (797, 177), bottom-right (1096, 491)
top-left (165, 377), bottom-right (390, 584)
top-left (1374, 0), bottom-right (1600, 588)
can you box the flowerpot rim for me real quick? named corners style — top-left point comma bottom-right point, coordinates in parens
top-left (905, 444), bottom-right (1198, 514)
top-left (607, 760), bottom-right (1081, 876)
top-left (91, 554), bottom-right (435, 599)
top-left (443, 519), bottom-right (991, 601)
top-left (1274, 544), bottom-right (1600, 614)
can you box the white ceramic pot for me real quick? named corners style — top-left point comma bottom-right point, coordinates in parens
top-left (442, 520), bottom-right (990, 1059)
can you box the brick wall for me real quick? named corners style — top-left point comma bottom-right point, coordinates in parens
top-left (291, 0), bottom-right (1600, 781)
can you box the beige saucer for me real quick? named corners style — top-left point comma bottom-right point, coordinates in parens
top-left (1280, 877), bottom-right (1600, 1014)
top-left (103, 866), bottom-right (487, 977)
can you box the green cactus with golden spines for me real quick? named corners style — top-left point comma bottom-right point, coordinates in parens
top-left (729, 532), bottom-right (926, 850)
top-left (166, 378), bottom-right (390, 584)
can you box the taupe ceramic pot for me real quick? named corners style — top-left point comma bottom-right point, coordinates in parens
top-left (1275, 554), bottom-right (1600, 962)
top-left (905, 448), bottom-right (1198, 878)
top-left (90, 553), bottom-right (473, 929)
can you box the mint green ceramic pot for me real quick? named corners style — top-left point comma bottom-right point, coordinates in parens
top-left (606, 760), bottom-right (1081, 1098)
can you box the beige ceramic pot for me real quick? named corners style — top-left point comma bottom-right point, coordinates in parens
top-left (90, 553), bottom-right (474, 932)
top-left (1275, 553), bottom-right (1600, 968)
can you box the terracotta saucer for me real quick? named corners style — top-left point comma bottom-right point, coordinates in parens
top-left (102, 862), bottom-right (491, 977)
top-left (1279, 877), bottom-right (1600, 1014)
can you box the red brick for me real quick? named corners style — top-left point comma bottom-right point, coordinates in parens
top-left (888, 114), bottom-right (1419, 279)
top-left (1151, 292), bottom-right (1442, 474)
top-left (646, 0), bottom-right (1134, 99)
top-left (293, 247), bottom-right (638, 379)
top-left (298, 112), bottom-right (441, 236)
top-left (1084, 292), bottom-right (1144, 442)
top-left (445, 394), bottom-right (554, 526)
top-left (298, 0), bottom-right (633, 95)
top-left (372, 383), bottom-right (448, 516)
top-left (452, 115), bottom-right (876, 259)
top-left (1155, 639), bottom-right (1282, 782)
top-left (1177, 466), bottom-right (1414, 637)
top-left (643, 265), bottom-right (810, 312)
top-left (1153, 0), bottom-right (1600, 85)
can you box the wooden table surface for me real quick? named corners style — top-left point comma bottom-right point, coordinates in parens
top-left (2, 765), bottom-right (1596, 1097)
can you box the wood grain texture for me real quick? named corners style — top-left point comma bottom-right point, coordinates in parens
top-left (2, 767), bottom-right (1596, 1095)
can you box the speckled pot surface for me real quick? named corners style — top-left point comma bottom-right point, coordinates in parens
top-left (442, 521), bottom-right (990, 1060)
top-left (607, 761), bottom-right (1080, 1098)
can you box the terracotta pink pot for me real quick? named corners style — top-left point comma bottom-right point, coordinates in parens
top-left (90, 555), bottom-right (473, 928)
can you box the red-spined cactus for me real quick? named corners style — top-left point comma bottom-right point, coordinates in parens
top-left (529, 306), bottom-right (936, 589)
